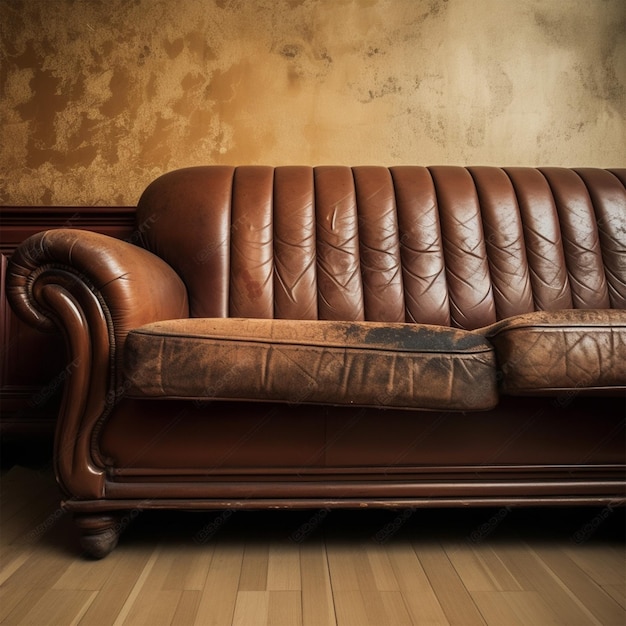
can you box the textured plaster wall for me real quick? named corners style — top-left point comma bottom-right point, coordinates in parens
top-left (1, 0), bottom-right (624, 206)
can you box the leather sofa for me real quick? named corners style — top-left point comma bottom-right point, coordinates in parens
top-left (7, 165), bottom-right (626, 557)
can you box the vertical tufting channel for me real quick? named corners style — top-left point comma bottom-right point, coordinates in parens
top-left (229, 166), bottom-right (275, 318)
top-left (352, 166), bottom-right (405, 322)
top-left (540, 167), bottom-right (611, 310)
top-left (428, 166), bottom-right (497, 329)
top-left (273, 166), bottom-right (318, 320)
top-left (574, 168), bottom-right (626, 308)
top-left (505, 167), bottom-right (574, 311)
top-left (314, 166), bottom-right (365, 321)
top-left (391, 166), bottom-right (450, 326)
top-left (468, 166), bottom-right (535, 320)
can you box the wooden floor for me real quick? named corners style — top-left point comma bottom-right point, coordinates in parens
top-left (0, 462), bottom-right (624, 626)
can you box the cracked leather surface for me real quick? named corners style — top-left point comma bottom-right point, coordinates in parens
top-left (485, 309), bottom-right (626, 393)
top-left (124, 318), bottom-right (497, 411)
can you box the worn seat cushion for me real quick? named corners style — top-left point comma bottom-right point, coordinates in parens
top-left (124, 318), bottom-right (498, 411)
top-left (484, 309), bottom-right (626, 394)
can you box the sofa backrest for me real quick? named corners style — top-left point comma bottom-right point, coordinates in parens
top-left (136, 165), bottom-right (626, 329)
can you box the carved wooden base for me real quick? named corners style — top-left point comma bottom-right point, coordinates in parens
top-left (73, 513), bottom-right (124, 558)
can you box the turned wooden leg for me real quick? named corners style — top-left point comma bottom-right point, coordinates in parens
top-left (73, 513), bottom-right (123, 558)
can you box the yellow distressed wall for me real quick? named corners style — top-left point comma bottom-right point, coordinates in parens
top-left (1, 0), bottom-right (624, 206)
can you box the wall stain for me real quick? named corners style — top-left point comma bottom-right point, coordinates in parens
top-left (99, 68), bottom-right (131, 118)
top-left (186, 31), bottom-right (217, 62)
top-left (361, 76), bottom-right (401, 103)
top-left (533, 3), bottom-right (625, 109)
top-left (138, 45), bottom-right (151, 66)
top-left (17, 69), bottom-right (69, 169)
top-left (281, 44), bottom-right (301, 59)
top-left (0, 0), bottom-right (623, 205)
top-left (163, 37), bottom-right (185, 60)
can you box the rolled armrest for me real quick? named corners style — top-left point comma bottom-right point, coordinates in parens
top-left (6, 229), bottom-right (189, 499)
top-left (8, 228), bottom-right (189, 336)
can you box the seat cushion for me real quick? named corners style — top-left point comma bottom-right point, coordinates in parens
top-left (123, 318), bottom-right (498, 411)
top-left (484, 310), bottom-right (626, 394)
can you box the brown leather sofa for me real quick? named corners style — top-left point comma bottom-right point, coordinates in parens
top-left (7, 165), bottom-right (626, 557)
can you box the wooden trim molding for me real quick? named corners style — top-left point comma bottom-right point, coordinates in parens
top-left (0, 206), bottom-right (136, 435)
top-left (0, 206), bottom-right (136, 254)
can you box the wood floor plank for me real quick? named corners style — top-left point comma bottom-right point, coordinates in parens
top-left (353, 547), bottom-right (383, 592)
top-left (162, 543), bottom-right (214, 591)
top-left (444, 539), bottom-right (523, 593)
top-left (0, 586), bottom-right (46, 624)
top-left (268, 590), bottom-right (302, 626)
top-left (385, 541), bottom-right (449, 625)
top-left (414, 541), bottom-right (486, 626)
top-left (471, 591), bottom-right (560, 626)
top-left (0, 547), bottom-right (33, 587)
top-left (484, 543), bottom-right (538, 591)
top-left (563, 544), bottom-right (626, 586)
top-left (110, 545), bottom-right (161, 626)
top-left (170, 590), bottom-right (201, 626)
top-left (239, 539), bottom-right (270, 591)
top-left (70, 591), bottom-right (102, 626)
top-left (300, 540), bottom-right (337, 626)
top-left (2, 545), bottom-right (71, 591)
top-left (53, 546), bottom-right (122, 590)
top-left (492, 544), bottom-right (600, 625)
top-left (603, 584), bottom-right (626, 610)
top-left (326, 540), bottom-right (363, 591)
top-left (76, 545), bottom-right (153, 625)
top-left (267, 539), bottom-right (301, 591)
top-left (119, 546), bottom-right (183, 625)
top-left (332, 558), bottom-right (404, 626)
top-left (363, 591), bottom-right (413, 626)
top-left (365, 541), bottom-right (401, 591)
top-left (14, 588), bottom-right (96, 626)
top-left (232, 591), bottom-right (269, 626)
top-left (327, 539), bottom-right (380, 594)
top-left (135, 590), bottom-right (183, 626)
top-left (440, 540), bottom-right (499, 592)
top-left (193, 541), bottom-right (244, 626)
top-left (333, 590), bottom-right (372, 626)
top-left (531, 543), bottom-right (626, 626)
top-left (468, 544), bottom-right (524, 593)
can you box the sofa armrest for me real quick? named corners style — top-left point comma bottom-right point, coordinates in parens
top-left (8, 228), bottom-right (189, 334)
top-left (6, 229), bottom-right (189, 498)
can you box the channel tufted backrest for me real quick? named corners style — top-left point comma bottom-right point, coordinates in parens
top-left (136, 165), bottom-right (626, 330)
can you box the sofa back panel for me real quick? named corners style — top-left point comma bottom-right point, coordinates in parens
top-left (136, 166), bottom-right (626, 328)
top-left (541, 167), bottom-right (611, 310)
top-left (573, 168), bottom-right (626, 309)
